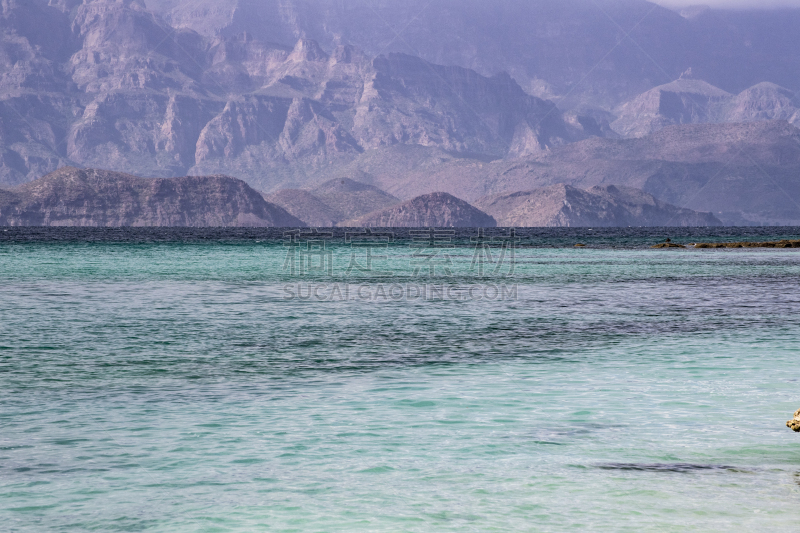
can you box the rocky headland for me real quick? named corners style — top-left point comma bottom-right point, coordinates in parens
top-left (0, 167), bottom-right (305, 227)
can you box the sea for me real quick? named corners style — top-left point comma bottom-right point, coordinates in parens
top-left (1, 227), bottom-right (799, 532)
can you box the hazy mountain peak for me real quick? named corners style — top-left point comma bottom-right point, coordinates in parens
top-left (351, 191), bottom-right (496, 228)
top-left (476, 183), bottom-right (722, 227)
top-left (612, 74), bottom-right (800, 138)
top-left (612, 75), bottom-right (734, 137)
top-left (678, 5), bottom-right (711, 19)
top-left (657, 77), bottom-right (731, 98)
top-left (726, 82), bottom-right (799, 123)
top-left (742, 81), bottom-right (793, 93)
top-left (308, 178), bottom-right (400, 224)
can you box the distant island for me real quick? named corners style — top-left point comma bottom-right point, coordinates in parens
top-left (0, 167), bottom-right (302, 227)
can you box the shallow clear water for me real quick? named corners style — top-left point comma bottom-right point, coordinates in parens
top-left (1, 229), bottom-right (799, 531)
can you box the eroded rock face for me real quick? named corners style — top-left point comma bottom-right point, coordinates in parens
top-left (0, 0), bottom-right (573, 192)
top-left (150, 0), bottom-right (800, 109)
top-left (0, 166), bottom-right (304, 226)
top-left (351, 192), bottom-right (495, 227)
top-left (353, 55), bottom-right (570, 159)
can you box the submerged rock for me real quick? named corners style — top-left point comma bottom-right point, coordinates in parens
top-left (788, 409), bottom-right (800, 432)
top-left (694, 239), bottom-right (800, 249)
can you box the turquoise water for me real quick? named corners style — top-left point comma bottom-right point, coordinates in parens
top-left (1, 235), bottom-right (800, 531)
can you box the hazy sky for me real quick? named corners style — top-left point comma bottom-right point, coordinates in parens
top-left (654, 0), bottom-right (800, 8)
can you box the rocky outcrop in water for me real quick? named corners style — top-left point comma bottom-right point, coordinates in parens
top-left (693, 240), bottom-right (800, 249)
top-left (0, 167), bottom-right (304, 227)
top-left (476, 184), bottom-right (721, 228)
top-left (788, 409), bottom-right (800, 432)
top-left (350, 192), bottom-right (496, 227)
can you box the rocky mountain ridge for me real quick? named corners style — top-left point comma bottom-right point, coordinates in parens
top-left (0, 166), bottom-right (304, 226)
top-left (334, 121), bottom-right (800, 226)
top-left (265, 177), bottom-right (400, 227)
top-left (612, 72), bottom-right (800, 137)
top-left (0, 0), bottom-right (576, 190)
top-left (476, 184), bottom-right (722, 227)
top-left (349, 192), bottom-right (496, 228)
top-left (146, 0), bottom-right (800, 108)
top-left (0, 168), bottom-right (738, 227)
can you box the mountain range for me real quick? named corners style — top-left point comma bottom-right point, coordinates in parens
top-left (611, 71), bottom-right (800, 138)
top-left (144, 0), bottom-right (800, 107)
top-left (476, 184), bottom-right (721, 228)
top-left (0, 167), bottom-right (719, 228)
top-left (1, 0), bottom-right (800, 226)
